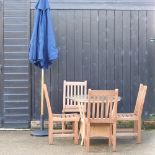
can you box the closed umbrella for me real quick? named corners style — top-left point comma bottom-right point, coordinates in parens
top-left (29, 0), bottom-right (58, 136)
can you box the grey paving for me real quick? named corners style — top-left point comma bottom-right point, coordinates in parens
top-left (0, 130), bottom-right (155, 155)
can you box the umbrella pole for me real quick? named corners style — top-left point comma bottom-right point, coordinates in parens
top-left (31, 69), bottom-right (48, 136)
top-left (40, 68), bottom-right (44, 130)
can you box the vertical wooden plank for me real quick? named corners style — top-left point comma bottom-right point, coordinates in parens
top-left (82, 10), bottom-right (91, 87)
top-left (147, 11), bottom-right (155, 115)
top-left (31, 10), bottom-right (36, 119)
top-left (139, 11), bottom-right (148, 116)
top-left (122, 11), bottom-right (131, 113)
top-left (96, 102), bottom-right (99, 118)
top-left (67, 85), bottom-right (69, 105)
top-left (115, 10), bottom-right (123, 112)
top-left (31, 9), bottom-right (41, 120)
top-left (139, 11), bottom-right (147, 84)
top-left (90, 10), bottom-right (99, 89)
top-left (107, 11), bottom-right (115, 89)
top-left (58, 10), bottom-right (67, 113)
top-left (66, 10), bottom-right (75, 81)
top-left (74, 10), bottom-right (83, 81)
top-left (50, 10), bottom-right (59, 113)
top-left (101, 100), bottom-right (104, 118)
top-left (0, 0), bottom-right (3, 126)
top-left (34, 67), bottom-right (41, 119)
top-left (27, 0), bottom-right (31, 125)
top-left (130, 11), bottom-right (139, 112)
top-left (98, 10), bottom-right (106, 89)
top-left (92, 101), bottom-right (95, 119)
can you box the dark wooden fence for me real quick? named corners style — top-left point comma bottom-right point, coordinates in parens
top-left (31, 7), bottom-right (155, 119)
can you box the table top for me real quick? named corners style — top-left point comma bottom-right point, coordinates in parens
top-left (66, 95), bottom-right (121, 103)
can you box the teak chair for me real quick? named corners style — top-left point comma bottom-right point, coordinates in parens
top-left (85, 89), bottom-right (118, 152)
top-left (62, 80), bottom-right (87, 113)
top-left (43, 84), bottom-right (80, 145)
top-left (117, 84), bottom-right (147, 144)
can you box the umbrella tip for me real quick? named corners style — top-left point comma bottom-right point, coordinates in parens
top-left (35, 0), bottom-right (50, 10)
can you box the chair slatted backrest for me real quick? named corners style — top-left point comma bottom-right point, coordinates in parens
top-left (134, 84), bottom-right (147, 117)
top-left (63, 80), bottom-right (87, 110)
top-left (43, 84), bottom-right (53, 119)
top-left (87, 89), bottom-right (118, 121)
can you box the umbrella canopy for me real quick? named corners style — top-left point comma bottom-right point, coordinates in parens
top-left (29, 0), bottom-right (58, 69)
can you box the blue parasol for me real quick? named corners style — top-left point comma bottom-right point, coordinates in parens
top-left (29, 0), bottom-right (58, 136)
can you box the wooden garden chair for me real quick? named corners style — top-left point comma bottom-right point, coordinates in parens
top-left (117, 84), bottom-right (147, 144)
top-left (85, 89), bottom-right (118, 152)
top-left (62, 80), bottom-right (87, 113)
top-left (43, 84), bottom-right (80, 145)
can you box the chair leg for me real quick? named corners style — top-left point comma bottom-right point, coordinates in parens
top-left (86, 123), bottom-right (90, 152)
top-left (61, 112), bottom-right (67, 130)
top-left (109, 124), bottom-right (112, 146)
top-left (84, 121), bottom-right (87, 146)
top-left (72, 122), bottom-right (75, 134)
top-left (112, 123), bottom-right (116, 152)
top-left (134, 120), bottom-right (138, 133)
top-left (48, 122), bottom-right (53, 145)
top-left (86, 137), bottom-right (90, 152)
top-left (80, 121), bottom-right (85, 146)
top-left (136, 119), bottom-right (142, 144)
top-left (79, 122), bottom-right (82, 145)
top-left (84, 137), bottom-right (86, 146)
top-left (81, 138), bottom-right (84, 146)
top-left (62, 121), bottom-right (65, 134)
top-left (84, 123), bottom-right (87, 147)
top-left (80, 124), bottom-right (83, 146)
top-left (73, 121), bottom-right (79, 144)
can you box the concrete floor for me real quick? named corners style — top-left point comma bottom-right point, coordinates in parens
top-left (0, 130), bottom-right (155, 155)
